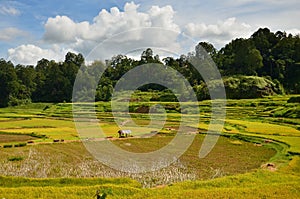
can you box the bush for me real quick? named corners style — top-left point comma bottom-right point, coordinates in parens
top-left (8, 156), bottom-right (24, 161)
top-left (149, 90), bottom-right (179, 102)
top-left (14, 143), bottom-right (27, 147)
top-left (273, 107), bottom-right (300, 118)
top-left (3, 144), bottom-right (13, 148)
top-left (29, 132), bottom-right (47, 139)
top-left (43, 105), bottom-right (50, 111)
top-left (195, 76), bottom-right (284, 100)
top-left (134, 106), bottom-right (150, 113)
top-left (158, 93), bottom-right (178, 102)
top-left (8, 95), bottom-right (31, 107)
top-left (225, 76), bottom-right (278, 99)
top-left (287, 96), bottom-right (300, 103)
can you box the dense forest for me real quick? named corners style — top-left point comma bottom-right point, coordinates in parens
top-left (0, 28), bottom-right (299, 107)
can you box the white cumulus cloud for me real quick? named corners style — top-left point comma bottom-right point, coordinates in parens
top-left (8, 2), bottom-right (183, 65)
top-left (7, 2), bottom-right (264, 65)
top-left (7, 44), bottom-right (69, 66)
top-left (148, 5), bottom-right (179, 31)
top-left (44, 16), bottom-right (89, 43)
top-left (44, 2), bottom-right (151, 43)
top-left (184, 18), bottom-right (253, 48)
top-left (42, 2), bottom-right (180, 59)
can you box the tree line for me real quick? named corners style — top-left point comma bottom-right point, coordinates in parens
top-left (0, 28), bottom-right (299, 107)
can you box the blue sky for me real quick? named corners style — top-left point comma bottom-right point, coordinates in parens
top-left (1, 0), bottom-right (299, 65)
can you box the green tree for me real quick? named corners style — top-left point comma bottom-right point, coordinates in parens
top-left (218, 38), bottom-right (263, 75)
top-left (61, 52), bottom-right (82, 101)
top-left (15, 64), bottom-right (36, 94)
top-left (0, 59), bottom-right (29, 107)
top-left (271, 34), bottom-right (300, 93)
top-left (140, 48), bottom-right (161, 64)
top-left (196, 42), bottom-right (217, 59)
top-left (251, 28), bottom-right (278, 58)
top-left (32, 58), bottom-right (50, 102)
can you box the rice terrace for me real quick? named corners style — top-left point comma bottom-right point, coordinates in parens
top-left (0, 94), bottom-right (299, 198)
top-left (1, 0), bottom-right (300, 198)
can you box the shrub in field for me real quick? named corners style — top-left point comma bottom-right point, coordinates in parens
top-left (195, 76), bottom-right (284, 100)
top-left (29, 132), bottom-right (47, 139)
top-left (149, 90), bottom-right (179, 102)
top-left (3, 144), bottom-right (13, 148)
top-left (94, 189), bottom-right (111, 199)
top-left (273, 107), bottom-right (300, 118)
top-left (8, 156), bottom-right (24, 162)
top-left (43, 105), bottom-right (50, 111)
top-left (8, 96), bottom-right (31, 107)
top-left (134, 105), bottom-right (149, 113)
top-left (14, 143), bottom-right (27, 147)
top-left (224, 76), bottom-right (283, 99)
top-left (287, 96), bottom-right (300, 103)
top-left (158, 93), bottom-right (178, 102)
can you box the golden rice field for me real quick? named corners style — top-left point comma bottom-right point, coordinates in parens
top-left (0, 95), bottom-right (299, 198)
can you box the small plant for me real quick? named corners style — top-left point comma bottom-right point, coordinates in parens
top-left (43, 105), bottom-right (50, 111)
top-left (8, 156), bottom-right (24, 162)
top-left (14, 143), bottom-right (27, 147)
top-left (94, 189), bottom-right (111, 199)
top-left (29, 132), bottom-right (47, 139)
top-left (3, 144), bottom-right (13, 148)
top-left (287, 96), bottom-right (300, 103)
top-left (19, 143), bottom-right (27, 147)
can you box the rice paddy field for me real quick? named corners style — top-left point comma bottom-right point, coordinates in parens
top-left (0, 95), bottom-right (299, 198)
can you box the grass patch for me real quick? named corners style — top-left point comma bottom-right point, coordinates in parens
top-left (0, 171), bottom-right (299, 198)
top-left (226, 119), bottom-right (300, 137)
top-left (0, 133), bottom-right (36, 143)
